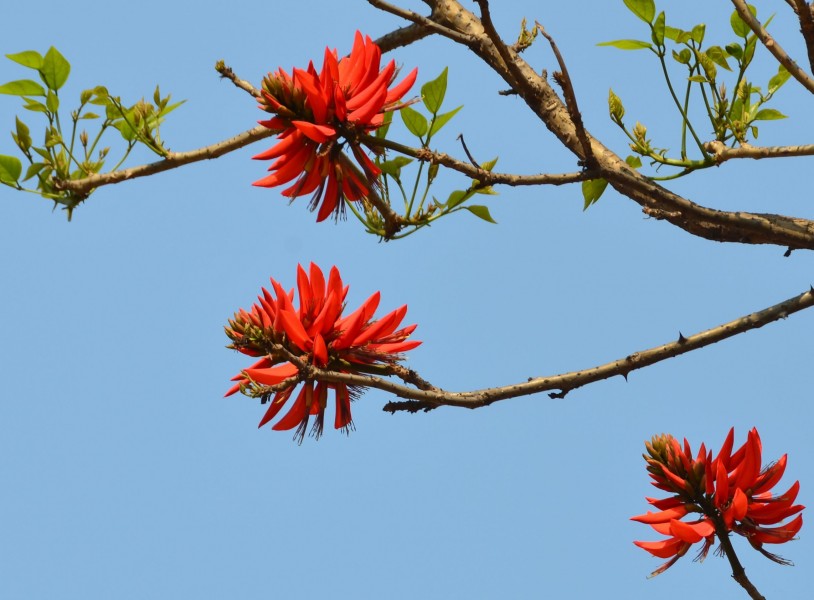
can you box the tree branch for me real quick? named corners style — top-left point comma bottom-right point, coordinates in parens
top-left (731, 0), bottom-right (814, 94)
top-left (791, 0), bottom-right (814, 74)
top-left (403, 0), bottom-right (814, 249)
top-left (55, 125), bottom-right (277, 196)
top-left (705, 140), bottom-right (814, 162)
top-left (300, 285), bottom-right (814, 412)
top-left (707, 509), bottom-right (767, 600)
top-left (363, 134), bottom-right (594, 186)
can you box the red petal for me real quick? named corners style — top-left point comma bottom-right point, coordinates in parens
top-left (291, 120), bottom-right (337, 143)
top-left (384, 67), bottom-right (418, 105)
top-left (244, 362), bottom-right (299, 386)
top-left (257, 388), bottom-right (295, 428)
top-left (272, 384), bottom-right (310, 431)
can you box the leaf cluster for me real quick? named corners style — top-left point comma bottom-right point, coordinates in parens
top-left (0, 47), bottom-right (183, 219)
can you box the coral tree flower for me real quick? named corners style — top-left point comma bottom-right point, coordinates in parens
top-left (224, 263), bottom-right (420, 441)
top-left (632, 428), bottom-right (803, 577)
top-left (254, 31), bottom-right (418, 222)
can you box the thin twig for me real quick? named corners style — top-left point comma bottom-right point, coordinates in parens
top-left (705, 140), bottom-right (814, 163)
top-left (731, 0), bottom-right (814, 94)
top-left (363, 134), bottom-right (594, 186)
top-left (214, 60), bottom-right (261, 98)
top-left (55, 126), bottom-right (277, 196)
top-left (297, 286), bottom-right (814, 412)
top-left (536, 23), bottom-right (595, 167)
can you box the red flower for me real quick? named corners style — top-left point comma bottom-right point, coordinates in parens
top-left (254, 31), bottom-right (417, 222)
top-left (225, 263), bottom-right (420, 441)
top-left (632, 428), bottom-right (804, 576)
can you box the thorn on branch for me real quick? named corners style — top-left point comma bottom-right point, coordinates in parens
top-left (784, 246), bottom-right (795, 257)
top-left (548, 390), bottom-right (568, 399)
top-left (677, 332), bottom-right (688, 344)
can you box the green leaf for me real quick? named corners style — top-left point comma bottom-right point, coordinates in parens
top-left (22, 97), bottom-right (48, 113)
top-left (6, 50), bottom-right (43, 70)
top-left (0, 79), bottom-right (46, 96)
top-left (480, 156), bottom-right (498, 172)
top-left (725, 43), bottom-right (743, 60)
top-left (651, 12), bottom-right (665, 46)
top-left (464, 205), bottom-right (497, 223)
top-left (664, 26), bottom-right (691, 44)
top-left (78, 112), bottom-right (100, 120)
top-left (768, 65), bottom-right (790, 94)
top-left (379, 156), bottom-right (413, 179)
top-left (608, 88), bottom-right (625, 123)
top-left (46, 89), bottom-right (59, 112)
top-left (625, 155), bottom-right (643, 168)
top-left (15, 117), bottom-right (31, 151)
top-left (730, 5), bottom-right (757, 38)
top-left (421, 67), bottom-right (448, 114)
top-left (158, 99), bottom-right (185, 118)
top-left (623, 0), bottom-right (655, 24)
top-left (375, 110), bottom-right (394, 139)
top-left (672, 48), bottom-right (691, 64)
top-left (753, 108), bottom-right (787, 121)
top-left (582, 178), bottom-right (608, 210)
top-left (40, 46), bottom-right (70, 90)
top-left (23, 162), bottom-right (47, 181)
top-left (688, 75), bottom-right (708, 83)
top-left (690, 24), bottom-right (706, 44)
top-left (446, 189), bottom-right (474, 209)
top-left (706, 46), bottom-right (732, 71)
top-left (597, 39), bottom-right (653, 51)
top-left (400, 105), bottom-right (428, 137)
top-left (428, 105), bottom-right (462, 137)
top-left (0, 154), bottom-right (22, 183)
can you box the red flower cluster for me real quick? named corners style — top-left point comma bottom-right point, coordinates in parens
top-left (633, 428), bottom-right (803, 576)
top-left (254, 31), bottom-right (417, 221)
top-left (225, 263), bottom-right (420, 441)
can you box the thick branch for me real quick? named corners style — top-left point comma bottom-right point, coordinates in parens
top-left (731, 0), bottom-right (814, 94)
top-left (393, 0), bottom-right (814, 249)
top-left (791, 0), bottom-right (814, 73)
top-left (305, 286), bottom-right (814, 412)
top-left (55, 126), bottom-right (277, 196)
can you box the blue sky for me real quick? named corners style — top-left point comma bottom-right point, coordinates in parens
top-left (2, 1), bottom-right (812, 598)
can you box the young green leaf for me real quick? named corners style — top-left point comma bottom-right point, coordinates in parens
top-left (429, 105), bottom-right (462, 137)
top-left (379, 156), bottom-right (413, 180)
top-left (608, 88), bottom-right (625, 123)
top-left (664, 26), bottom-right (691, 44)
top-left (672, 49), bottom-right (691, 65)
top-left (706, 46), bottom-right (732, 71)
top-left (465, 205), bottom-right (497, 223)
top-left (15, 117), bottom-right (31, 152)
top-left (651, 12), bottom-right (666, 46)
top-left (46, 90), bottom-right (59, 112)
top-left (623, 0), bottom-right (655, 24)
top-left (421, 67), bottom-right (448, 114)
top-left (597, 39), bottom-right (653, 51)
top-left (400, 105), bottom-right (428, 138)
top-left (6, 50), bottom-right (44, 70)
top-left (768, 65), bottom-right (790, 94)
top-left (23, 162), bottom-right (47, 181)
top-left (0, 79), bottom-right (46, 96)
top-left (582, 178), bottom-right (608, 210)
top-left (40, 46), bottom-right (70, 90)
top-left (690, 24), bottom-right (706, 44)
top-left (0, 154), bottom-right (23, 183)
top-left (752, 108), bottom-right (787, 121)
top-left (480, 157), bottom-right (498, 172)
top-left (625, 155), bottom-right (643, 168)
top-left (446, 189), bottom-right (474, 209)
